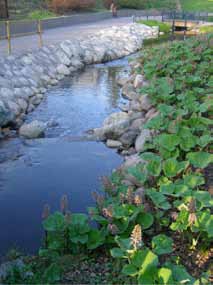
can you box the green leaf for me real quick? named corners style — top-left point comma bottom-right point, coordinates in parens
top-left (43, 212), bottom-right (65, 232)
top-left (157, 134), bottom-right (180, 151)
top-left (157, 267), bottom-right (173, 285)
top-left (187, 152), bottom-right (213, 168)
top-left (144, 114), bottom-right (164, 130)
top-left (146, 189), bottom-right (171, 210)
top-left (87, 229), bottom-right (105, 250)
top-left (194, 191), bottom-right (213, 208)
top-left (71, 213), bottom-right (88, 226)
top-left (152, 234), bottom-right (173, 255)
top-left (164, 262), bottom-right (195, 284)
top-left (135, 249), bottom-right (158, 275)
top-left (115, 237), bottom-right (132, 251)
top-left (122, 264), bottom-right (138, 276)
top-left (183, 174), bottom-right (205, 188)
top-left (110, 247), bottom-right (126, 258)
top-left (138, 268), bottom-right (156, 285)
top-left (43, 263), bottom-right (61, 284)
top-left (141, 152), bottom-right (162, 177)
top-left (136, 212), bottom-right (154, 229)
top-left (160, 183), bottom-right (191, 197)
top-left (193, 210), bottom-right (213, 237)
top-left (163, 158), bottom-right (189, 178)
top-left (198, 135), bottom-right (212, 147)
top-left (71, 234), bottom-right (88, 244)
top-left (128, 164), bottom-right (147, 184)
top-left (170, 209), bottom-right (189, 231)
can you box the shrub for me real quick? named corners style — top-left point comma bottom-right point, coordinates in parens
top-left (49, 0), bottom-right (96, 12)
top-left (28, 9), bottom-right (57, 20)
top-left (199, 25), bottom-right (213, 34)
top-left (117, 0), bottom-right (176, 9)
top-left (137, 20), bottom-right (171, 33)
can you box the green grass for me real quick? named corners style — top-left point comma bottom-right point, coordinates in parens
top-left (199, 25), bottom-right (213, 33)
top-left (137, 20), bottom-right (171, 33)
top-left (27, 9), bottom-right (57, 20)
top-left (180, 0), bottom-right (213, 12)
top-left (117, 0), bottom-right (176, 9)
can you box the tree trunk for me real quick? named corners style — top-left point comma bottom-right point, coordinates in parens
top-left (0, 0), bottom-right (9, 19)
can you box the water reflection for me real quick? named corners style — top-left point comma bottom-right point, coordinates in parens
top-left (0, 58), bottom-right (128, 255)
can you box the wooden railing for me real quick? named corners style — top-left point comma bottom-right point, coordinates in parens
top-left (0, 19), bottom-right (43, 54)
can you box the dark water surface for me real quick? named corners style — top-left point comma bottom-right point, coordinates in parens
top-left (0, 58), bottom-right (130, 255)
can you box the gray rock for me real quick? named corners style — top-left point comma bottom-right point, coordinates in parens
top-left (116, 75), bottom-right (129, 87)
top-left (145, 108), bottom-right (159, 121)
top-left (17, 98), bottom-right (28, 111)
top-left (93, 119), bottom-right (130, 141)
top-left (7, 100), bottom-right (21, 116)
top-left (103, 112), bottom-right (129, 126)
top-left (135, 129), bottom-right (151, 153)
top-left (121, 153), bottom-right (145, 171)
top-left (0, 100), bottom-right (13, 126)
top-left (130, 100), bottom-right (142, 112)
top-left (106, 139), bottom-right (122, 148)
top-left (119, 130), bottom-right (138, 148)
top-left (139, 94), bottom-right (152, 111)
top-left (19, 120), bottom-right (46, 139)
top-left (133, 74), bottom-right (144, 89)
top-left (122, 83), bottom-right (137, 100)
top-left (0, 259), bottom-right (25, 281)
top-left (130, 118), bottom-right (145, 131)
top-left (57, 64), bottom-right (70, 75)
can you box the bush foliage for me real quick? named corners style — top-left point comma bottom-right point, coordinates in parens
top-left (2, 35), bottom-right (213, 285)
top-left (138, 20), bottom-right (171, 33)
top-left (117, 0), bottom-right (176, 9)
top-left (48, 0), bottom-right (96, 12)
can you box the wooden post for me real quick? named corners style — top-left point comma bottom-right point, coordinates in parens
top-left (6, 20), bottom-right (11, 54)
top-left (38, 20), bottom-right (43, 48)
top-left (184, 19), bottom-right (187, 40)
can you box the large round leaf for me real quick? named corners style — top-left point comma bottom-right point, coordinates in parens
top-left (43, 212), bottom-right (65, 232)
top-left (136, 212), bottom-right (154, 229)
top-left (152, 234), bottom-right (173, 255)
top-left (187, 152), bottom-right (213, 168)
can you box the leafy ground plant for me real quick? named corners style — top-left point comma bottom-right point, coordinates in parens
top-left (2, 35), bottom-right (213, 285)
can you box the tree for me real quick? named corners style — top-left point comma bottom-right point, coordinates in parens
top-left (0, 0), bottom-right (9, 19)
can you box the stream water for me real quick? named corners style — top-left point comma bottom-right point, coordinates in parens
top-left (0, 57), bottom-right (131, 255)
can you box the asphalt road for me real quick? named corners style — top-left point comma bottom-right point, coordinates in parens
top-left (0, 17), bottom-right (133, 57)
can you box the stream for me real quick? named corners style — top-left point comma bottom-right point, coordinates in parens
top-left (0, 57), bottom-right (131, 255)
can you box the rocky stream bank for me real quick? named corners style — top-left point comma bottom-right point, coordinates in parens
top-left (92, 61), bottom-right (157, 175)
top-left (0, 24), bottom-right (158, 139)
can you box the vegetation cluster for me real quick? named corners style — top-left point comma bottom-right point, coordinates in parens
top-left (137, 20), bottom-right (171, 33)
top-left (2, 34), bottom-right (212, 284)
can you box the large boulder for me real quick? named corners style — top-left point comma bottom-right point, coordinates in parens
top-left (119, 130), bottom-right (139, 148)
top-left (103, 112), bottom-right (129, 127)
top-left (0, 100), bottom-right (13, 127)
top-left (106, 139), bottom-right (122, 148)
top-left (135, 129), bottom-right (151, 153)
top-left (138, 94), bottom-right (153, 111)
top-left (93, 112), bottom-right (130, 141)
top-left (116, 75), bottom-right (129, 87)
top-left (19, 120), bottom-right (46, 139)
top-left (122, 83), bottom-right (137, 100)
top-left (56, 64), bottom-right (70, 75)
top-left (133, 74), bottom-right (144, 89)
top-left (121, 153), bottom-right (145, 171)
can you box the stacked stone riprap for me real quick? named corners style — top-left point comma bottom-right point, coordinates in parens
top-left (92, 58), bottom-right (159, 171)
top-left (0, 24), bottom-right (157, 137)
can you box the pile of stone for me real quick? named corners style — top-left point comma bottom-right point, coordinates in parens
top-left (92, 59), bottom-right (158, 170)
top-left (0, 24), bottom-right (158, 138)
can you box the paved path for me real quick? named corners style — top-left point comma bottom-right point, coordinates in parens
top-left (0, 17), bottom-right (133, 57)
